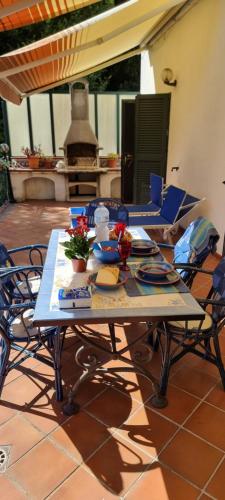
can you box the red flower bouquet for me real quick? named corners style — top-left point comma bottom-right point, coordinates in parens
top-left (62, 216), bottom-right (92, 262)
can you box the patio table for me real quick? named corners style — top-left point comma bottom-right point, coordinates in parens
top-left (33, 227), bottom-right (205, 415)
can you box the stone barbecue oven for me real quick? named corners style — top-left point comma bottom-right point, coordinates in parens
top-left (63, 79), bottom-right (100, 168)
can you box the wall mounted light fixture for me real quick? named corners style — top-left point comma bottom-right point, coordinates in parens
top-left (161, 68), bottom-right (177, 87)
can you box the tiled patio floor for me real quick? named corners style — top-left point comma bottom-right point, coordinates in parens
top-left (0, 202), bottom-right (225, 499)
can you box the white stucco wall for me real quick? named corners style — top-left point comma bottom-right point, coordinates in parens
top-left (141, 0), bottom-right (225, 253)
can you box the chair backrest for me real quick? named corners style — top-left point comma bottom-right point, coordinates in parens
top-left (150, 173), bottom-right (163, 207)
top-left (85, 198), bottom-right (129, 228)
top-left (160, 185), bottom-right (186, 224)
top-left (174, 217), bottom-right (219, 278)
top-left (0, 243), bottom-right (13, 267)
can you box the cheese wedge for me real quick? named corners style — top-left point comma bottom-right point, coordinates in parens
top-left (96, 267), bottom-right (119, 285)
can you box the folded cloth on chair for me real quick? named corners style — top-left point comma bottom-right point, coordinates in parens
top-left (174, 217), bottom-right (219, 264)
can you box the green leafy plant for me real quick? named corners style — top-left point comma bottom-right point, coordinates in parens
top-left (107, 152), bottom-right (118, 159)
top-left (61, 217), bottom-right (93, 261)
top-left (21, 145), bottom-right (43, 157)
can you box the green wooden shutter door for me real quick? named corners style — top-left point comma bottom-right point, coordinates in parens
top-left (133, 93), bottom-right (170, 204)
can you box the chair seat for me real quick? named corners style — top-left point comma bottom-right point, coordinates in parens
top-left (14, 276), bottom-right (41, 297)
top-left (127, 203), bottom-right (160, 213)
top-left (10, 309), bottom-right (43, 339)
top-left (168, 313), bottom-right (212, 332)
top-left (129, 214), bottom-right (170, 227)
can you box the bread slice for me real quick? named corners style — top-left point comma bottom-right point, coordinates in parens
top-left (96, 267), bottom-right (119, 285)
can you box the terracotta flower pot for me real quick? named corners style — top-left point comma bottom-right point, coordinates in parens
top-left (71, 258), bottom-right (87, 273)
top-left (107, 158), bottom-right (117, 169)
top-left (28, 156), bottom-right (39, 169)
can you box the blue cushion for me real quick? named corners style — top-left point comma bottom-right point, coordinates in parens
top-left (160, 185), bottom-right (186, 224)
top-left (150, 173), bottom-right (163, 207)
top-left (128, 202), bottom-right (160, 213)
top-left (129, 214), bottom-right (170, 227)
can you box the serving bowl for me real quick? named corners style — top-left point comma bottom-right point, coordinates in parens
top-left (138, 262), bottom-right (174, 281)
top-left (93, 240), bottom-right (120, 264)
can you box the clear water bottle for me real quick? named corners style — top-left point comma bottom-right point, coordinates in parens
top-left (94, 203), bottom-right (109, 242)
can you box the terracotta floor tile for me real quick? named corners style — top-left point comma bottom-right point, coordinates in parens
top-left (49, 465), bottom-right (117, 499)
top-left (98, 368), bottom-right (155, 404)
top-left (1, 372), bottom-right (51, 409)
top-left (206, 457), bottom-right (225, 499)
top-left (51, 411), bottom-right (111, 463)
top-left (160, 429), bottom-right (223, 488)
top-left (0, 475), bottom-right (26, 500)
top-left (0, 402), bottom-right (16, 425)
top-left (146, 384), bottom-right (200, 424)
top-left (170, 362), bottom-right (218, 398)
top-left (9, 439), bottom-right (77, 499)
top-left (85, 387), bottom-right (140, 428)
top-left (183, 352), bottom-right (221, 378)
top-left (116, 405), bottom-right (177, 458)
top-left (86, 434), bottom-right (153, 496)
top-left (126, 462), bottom-right (200, 500)
top-left (22, 386), bottom-right (67, 433)
top-left (185, 402), bottom-right (225, 451)
top-left (206, 382), bottom-right (225, 411)
top-left (0, 415), bottom-right (44, 465)
top-left (74, 378), bottom-right (108, 407)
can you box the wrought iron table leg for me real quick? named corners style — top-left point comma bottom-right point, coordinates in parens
top-left (149, 325), bottom-right (171, 409)
top-left (53, 328), bottom-right (63, 402)
top-left (62, 321), bottom-right (168, 414)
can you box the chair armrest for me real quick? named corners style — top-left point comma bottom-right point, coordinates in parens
top-left (0, 301), bottom-right (36, 311)
top-left (196, 298), bottom-right (225, 308)
top-left (8, 244), bottom-right (48, 254)
top-left (8, 245), bottom-right (48, 266)
top-left (0, 265), bottom-right (43, 278)
top-left (173, 264), bottom-right (213, 275)
top-left (157, 243), bottom-right (174, 249)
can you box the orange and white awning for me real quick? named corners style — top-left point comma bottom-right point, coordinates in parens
top-left (0, 0), bottom-right (100, 31)
top-left (0, 0), bottom-right (185, 104)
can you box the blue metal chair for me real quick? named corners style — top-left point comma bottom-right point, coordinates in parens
top-left (0, 266), bottom-right (64, 401)
top-left (151, 258), bottom-right (225, 407)
top-left (129, 185), bottom-right (186, 241)
top-left (127, 173), bottom-right (164, 214)
top-left (0, 242), bottom-right (47, 267)
top-left (85, 197), bottom-right (129, 228)
top-left (0, 242), bottom-right (47, 301)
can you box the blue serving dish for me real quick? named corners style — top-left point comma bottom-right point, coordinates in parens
top-left (138, 262), bottom-right (174, 281)
top-left (92, 240), bottom-right (120, 264)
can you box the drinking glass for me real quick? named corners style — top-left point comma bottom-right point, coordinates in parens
top-left (118, 241), bottom-right (131, 271)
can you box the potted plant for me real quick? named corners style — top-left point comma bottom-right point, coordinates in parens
top-left (61, 216), bottom-right (93, 272)
top-left (0, 143), bottom-right (10, 171)
top-left (39, 156), bottom-right (54, 169)
top-left (107, 153), bottom-right (118, 169)
top-left (21, 145), bottom-right (42, 169)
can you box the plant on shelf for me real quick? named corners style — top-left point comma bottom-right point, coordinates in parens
top-left (21, 145), bottom-right (43, 169)
top-left (0, 143), bottom-right (10, 171)
top-left (107, 152), bottom-right (119, 168)
top-left (61, 216), bottom-right (93, 272)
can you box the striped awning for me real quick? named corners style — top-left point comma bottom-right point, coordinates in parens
top-left (0, 0), bottom-right (100, 31)
top-left (0, 0), bottom-right (185, 104)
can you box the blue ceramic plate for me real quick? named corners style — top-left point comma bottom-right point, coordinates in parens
top-left (131, 239), bottom-right (157, 253)
top-left (135, 271), bottom-right (180, 286)
top-left (138, 262), bottom-right (174, 281)
top-left (88, 272), bottom-right (127, 290)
